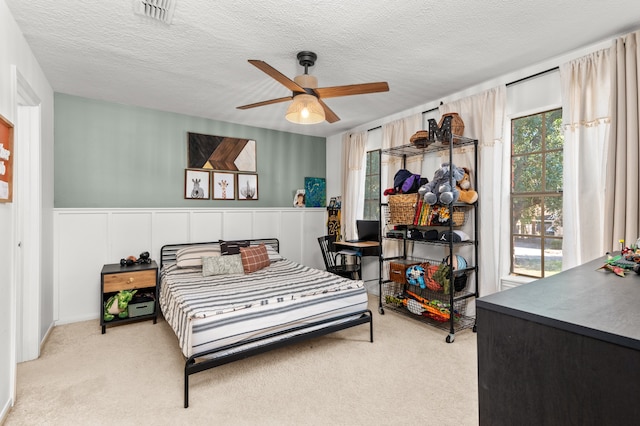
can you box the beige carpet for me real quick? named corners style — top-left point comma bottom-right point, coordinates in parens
top-left (5, 296), bottom-right (478, 426)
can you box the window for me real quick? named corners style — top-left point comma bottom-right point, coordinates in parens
top-left (363, 150), bottom-right (380, 220)
top-left (511, 109), bottom-right (563, 278)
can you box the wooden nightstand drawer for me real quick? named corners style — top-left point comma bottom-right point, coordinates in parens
top-left (103, 269), bottom-right (156, 293)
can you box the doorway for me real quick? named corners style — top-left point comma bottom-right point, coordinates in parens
top-left (13, 67), bottom-right (42, 367)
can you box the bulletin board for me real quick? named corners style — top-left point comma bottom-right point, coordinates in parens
top-left (0, 114), bottom-right (14, 203)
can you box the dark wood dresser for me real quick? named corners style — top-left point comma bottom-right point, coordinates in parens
top-left (476, 256), bottom-right (640, 425)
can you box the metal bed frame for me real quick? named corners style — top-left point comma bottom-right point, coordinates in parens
top-left (159, 238), bottom-right (374, 408)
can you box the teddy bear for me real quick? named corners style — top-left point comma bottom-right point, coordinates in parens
top-left (418, 162), bottom-right (465, 205)
top-left (456, 167), bottom-right (478, 204)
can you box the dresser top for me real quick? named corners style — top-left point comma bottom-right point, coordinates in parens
top-left (477, 256), bottom-right (640, 350)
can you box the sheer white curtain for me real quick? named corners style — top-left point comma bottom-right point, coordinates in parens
top-left (560, 49), bottom-right (612, 268)
top-left (341, 131), bottom-right (366, 240)
top-left (381, 114), bottom-right (423, 190)
top-left (439, 86), bottom-right (506, 296)
top-left (604, 30), bottom-right (640, 251)
top-left (381, 115), bottom-right (422, 261)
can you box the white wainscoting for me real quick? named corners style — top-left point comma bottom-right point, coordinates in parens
top-left (53, 208), bottom-right (327, 325)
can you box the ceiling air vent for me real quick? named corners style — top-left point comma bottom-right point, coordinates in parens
top-left (134, 0), bottom-right (176, 24)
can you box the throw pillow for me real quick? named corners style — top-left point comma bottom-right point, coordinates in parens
top-left (239, 244), bottom-right (270, 273)
top-left (219, 239), bottom-right (250, 255)
top-left (265, 244), bottom-right (284, 262)
top-left (176, 244), bottom-right (220, 268)
top-left (202, 254), bottom-right (244, 277)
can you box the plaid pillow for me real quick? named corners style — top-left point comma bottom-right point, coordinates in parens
top-left (239, 244), bottom-right (270, 273)
top-left (219, 239), bottom-right (250, 255)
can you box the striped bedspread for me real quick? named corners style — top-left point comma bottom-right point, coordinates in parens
top-left (159, 259), bottom-right (369, 358)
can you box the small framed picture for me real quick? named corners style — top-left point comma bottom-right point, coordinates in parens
top-left (184, 169), bottom-right (210, 199)
top-left (237, 173), bottom-right (258, 200)
top-left (293, 189), bottom-right (305, 207)
top-left (212, 172), bottom-right (235, 200)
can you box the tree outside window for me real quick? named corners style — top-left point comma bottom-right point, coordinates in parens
top-left (363, 150), bottom-right (380, 221)
top-left (511, 109), bottom-right (563, 277)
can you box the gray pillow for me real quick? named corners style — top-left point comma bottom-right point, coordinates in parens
top-left (202, 254), bottom-right (244, 277)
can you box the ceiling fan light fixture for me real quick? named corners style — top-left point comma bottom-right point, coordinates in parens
top-left (285, 94), bottom-right (325, 124)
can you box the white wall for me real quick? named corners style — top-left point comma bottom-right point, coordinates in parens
top-left (0, 0), bottom-right (54, 420)
top-left (53, 208), bottom-right (326, 324)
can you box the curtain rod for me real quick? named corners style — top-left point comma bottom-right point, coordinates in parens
top-left (366, 105), bottom-right (440, 132)
top-left (366, 67), bottom-right (559, 133)
top-left (506, 66), bottom-right (559, 87)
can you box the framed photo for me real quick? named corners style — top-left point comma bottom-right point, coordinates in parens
top-left (293, 189), bottom-right (305, 207)
top-left (212, 172), bottom-right (235, 200)
top-left (0, 114), bottom-right (14, 203)
top-left (184, 169), bottom-right (210, 199)
top-left (237, 173), bottom-right (258, 200)
top-left (187, 132), bottom-right (256, 172)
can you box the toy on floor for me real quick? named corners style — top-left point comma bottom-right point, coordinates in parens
top-left (104, 289), bottom-right (137, 321)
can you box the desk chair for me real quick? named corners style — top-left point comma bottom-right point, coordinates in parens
top-left (317, 236), bottom-right (361, 280)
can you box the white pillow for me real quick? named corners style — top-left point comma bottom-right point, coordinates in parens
top-left (176, 244), bottom-right (220, 268)
top-left (202, 254), bottom-right (244, 276)
top-left (265, 245), bottom-right (284, 262)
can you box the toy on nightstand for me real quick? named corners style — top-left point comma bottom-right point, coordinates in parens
top-left (104, 289), bottom-right (137, 321)
top-left (120, 251), bottom-right (152, 266)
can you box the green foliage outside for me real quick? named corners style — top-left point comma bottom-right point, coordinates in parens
top-left (511, 109), bottom-right (563, 277)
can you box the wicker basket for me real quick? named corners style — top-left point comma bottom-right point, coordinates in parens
top-left (438, 112), bottom-right (465, 138)
top-left (410, 130), bottom-right (431, 147)
top-left (388, 193), bottom-right (418, 225)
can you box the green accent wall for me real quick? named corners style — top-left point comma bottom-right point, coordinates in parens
top-left (54, 94), bottom-right (326, 207)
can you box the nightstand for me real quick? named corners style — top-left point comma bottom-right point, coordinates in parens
top-left (100, 260), bottom-right (158, 334)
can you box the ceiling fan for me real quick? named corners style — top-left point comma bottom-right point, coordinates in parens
top-left (237, 51), bottom-right (390, 124)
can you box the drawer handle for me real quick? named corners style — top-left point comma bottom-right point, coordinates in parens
top-left (128, 277), bottom-right (134, 284)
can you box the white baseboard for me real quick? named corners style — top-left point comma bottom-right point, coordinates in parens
top-left (0, 397), bottom-right (12, 425)
top-left (39, 322), bottom-right (55, 354)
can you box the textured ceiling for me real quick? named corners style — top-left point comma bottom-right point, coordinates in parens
top-left (5, 0), bottom-right (640, 138)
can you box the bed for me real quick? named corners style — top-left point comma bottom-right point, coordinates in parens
top-left (159, 238), bottom-right (373, 408)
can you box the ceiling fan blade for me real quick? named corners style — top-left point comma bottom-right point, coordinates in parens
top-left (314, 82), bottom-right (389, 99)
top-left (236, 96), bottom-right (292, 110)
top-left (248, 60), bottom-right (306, 93)
top-left (317, 99), bottom-right (340, 123)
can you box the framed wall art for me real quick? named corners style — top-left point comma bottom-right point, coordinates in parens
top-left (0, 114), bottom-right (14, 203)
top-left (212, 172), bottom-right (235, 200)
top-left (184, 169), bottom-right (210, 199)
top-left (187, 132), bottom-right (256, 172)
top-left (237, 173), bottom-right (258, 200)
top-left (304, 177), bottom-right (326, 207)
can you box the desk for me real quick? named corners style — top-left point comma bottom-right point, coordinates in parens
top-left (333, 240), bottom-right (380, 257)
top-left (333, 241), bottom-right (380, 249)
top-left (476, 256), bottom-right (640, 425)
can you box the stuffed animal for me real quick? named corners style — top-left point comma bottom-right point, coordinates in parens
top-left (418, 162), bottom-right (465, 205)
top-left (406, 265), bottom-right (426, 289)
top-left (457, 167), bottom-right (478, 204)
top-left (104, 289), bottom-right (137, 321)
